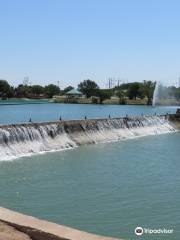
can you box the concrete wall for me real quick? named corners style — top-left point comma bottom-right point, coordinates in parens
top-left (0, 207), bottom-right (121, 240)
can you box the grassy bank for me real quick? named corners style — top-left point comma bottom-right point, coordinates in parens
top-left (53, 96), bottom-right (148, 105)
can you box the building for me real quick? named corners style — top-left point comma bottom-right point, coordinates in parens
top-left (65, 89), bottom-right (84, 98)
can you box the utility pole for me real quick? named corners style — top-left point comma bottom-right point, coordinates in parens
top-left (57, 81), bottom-right (60, 95)
top-left (23, 76), bottom-right (29, 86)
top-left (106, 77), bottom-right (127, 89)
top-left (108, 78), bottom-right (112, 89)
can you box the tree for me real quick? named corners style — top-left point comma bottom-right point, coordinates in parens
top-left (44, 84), bottom-right (60, 98)
top-left (114, 83), bottom-right (131, 91)
top-left (0, 80), bottom-right (12, 98)
top-left (78, 79), bottom-right (99, 98)
top-left (116, 90), bottom-right (126, 104)
top-left (127, 82), bottom-right (142, 100)
top-left (140, 80), bottom-right (155, 105)
top-left (98, 89), bottom-right (113, 103)
top-left (31, 85), bottom-right (44, 95)
top-left (15, 84), bottom-right (31, 97)
top-left (63, 86), bottom-right (74, 93)
top-left (175, 87), bottom-right (180, 100)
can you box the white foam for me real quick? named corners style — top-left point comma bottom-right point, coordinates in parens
top-left (0, 116), bottom-right (177, 161)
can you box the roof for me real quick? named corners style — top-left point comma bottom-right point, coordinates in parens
top-left (66, 89), bottom-right (83, 95)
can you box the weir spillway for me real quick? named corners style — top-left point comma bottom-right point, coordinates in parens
top-left (0, 114), bottom-right (179, 161)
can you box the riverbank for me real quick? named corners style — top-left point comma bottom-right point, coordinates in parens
top-left (52, 96), bottom-right (148, 105)
top-left (53, 96), bottom-right (180, 105)
top-left (1, 97), bottom-right (180, 106)
top-left (0, 207), bottom-right (120, 240)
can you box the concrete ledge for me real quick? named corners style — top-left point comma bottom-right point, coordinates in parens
top-left (0, 207), bottom-right (121, 240)
top-left (168, 113), bottom-right (180, 129)
top-left (0, 114), bottom-right (170, 129)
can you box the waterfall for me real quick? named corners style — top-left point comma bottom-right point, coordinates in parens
top-left (0, 116), bottom-right (176, 161)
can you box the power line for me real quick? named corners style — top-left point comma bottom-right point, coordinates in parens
top-left (106, 77), bottom-right (128, 89)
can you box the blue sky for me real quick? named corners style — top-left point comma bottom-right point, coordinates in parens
top-left (0, 0), bottom-right (180, 88)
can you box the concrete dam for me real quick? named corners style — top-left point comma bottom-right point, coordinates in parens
top-left (0, 113), bottom-right (179, 161)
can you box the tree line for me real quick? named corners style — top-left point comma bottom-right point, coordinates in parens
top-left (57, 79), bottom-right (180, 105)
top-left (0, 79), bottom-right (180, 105)
top-left (0, 80), bottom-right (60, 98)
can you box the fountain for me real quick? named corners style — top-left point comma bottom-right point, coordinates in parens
top-left (152, 81), bottom-right (160, 107)
top-left (153, 81), bottom-right (180, 106)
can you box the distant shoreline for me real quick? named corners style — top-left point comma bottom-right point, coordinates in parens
top-left (0, 99), bottom-right (51, 105)
top-left (0, 98), bottom-right (180, 106)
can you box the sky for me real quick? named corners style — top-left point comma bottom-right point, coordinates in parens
top-left (0, 0), bottom-right (180, 88)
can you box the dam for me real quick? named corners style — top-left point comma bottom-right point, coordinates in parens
top-left (0, 113), bottom-right (179, 161)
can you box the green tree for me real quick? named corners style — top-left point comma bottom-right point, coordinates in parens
top-left (140, 80), bottom-right (155, 105)
top-left (116, 90), bottom-right (126, 104)
top-left (175, 87), bottom-right (180, 100)
top-left (31, 85), bottom-right (44, 95)
top-left (15, 84), bottom-right (31, 97)
top-left (114, 83), bottom-right (131, 91)
top-left (127, 82), bottom-right (142, 100)
top-left (0, 80), bottom-right (12, 98)
top-left (168, 86), bottom-right (177, 98)
top-left (78, 79), bottom-right (99, 98)
top-left (98, 89), bottom-right (113, 103)
top-left (63, 86), bottom-right (74, 93)
top-left (44, 84), bottom-right (60, 98)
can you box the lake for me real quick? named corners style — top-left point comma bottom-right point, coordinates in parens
top-left (0, 103), bottom-right (177, 125)
top-left (0, 103), bottom-right (179, 239)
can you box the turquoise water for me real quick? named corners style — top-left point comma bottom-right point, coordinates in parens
top-left (0, 99), bottom-right (50, 105)
top-left (0, 104), bottom-right (179, 239)
top-left (0, 133), bottom-right (179, 239)
top-left (0, 103), bottom-right (177, 124)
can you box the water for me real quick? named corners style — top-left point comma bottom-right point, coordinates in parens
top-left (152, 82), bottom-right (180, 107)
top-left (0, 133), bottom-right (179, 239)
top-left (0, 104), bottom-right (179, 239)
top-left (0, 103), bottom-right (177, 125)
top-left (152, 81), bottom-right (160, 107)
top-left (0, 99), bottom-right (50, 105)
top-left (0, 116), bottom-right (176, 161)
